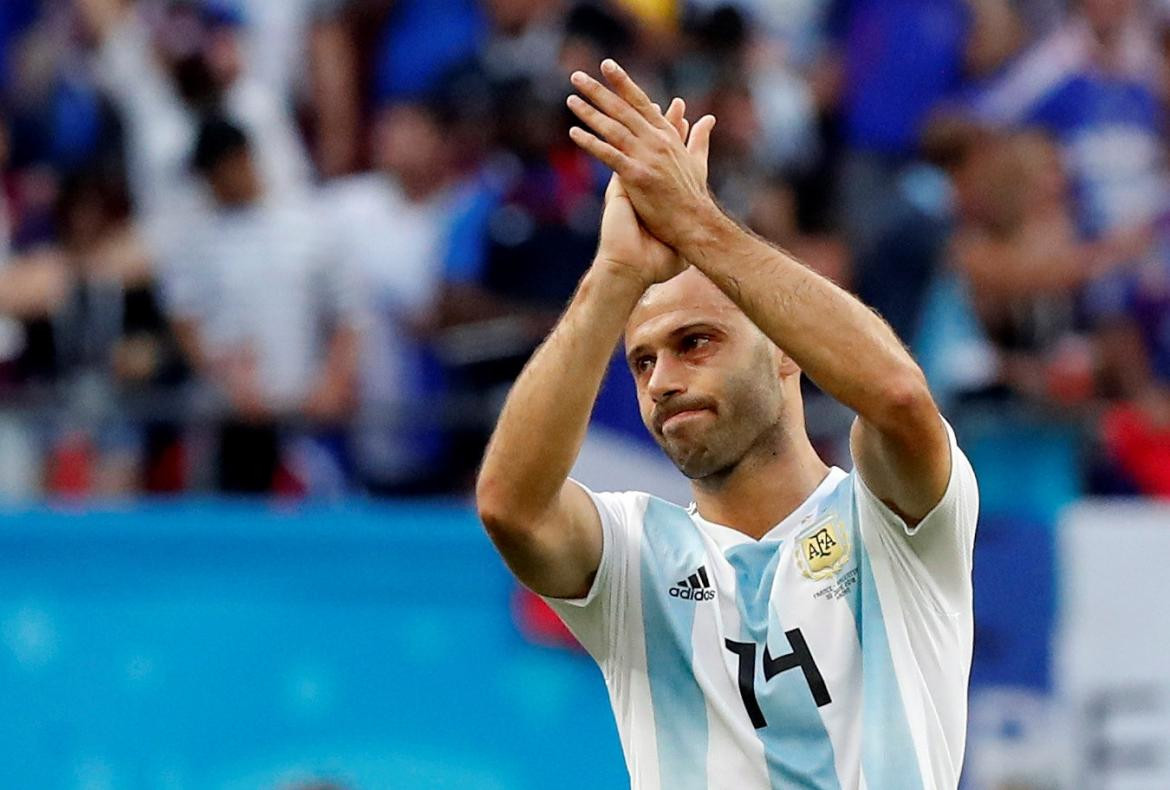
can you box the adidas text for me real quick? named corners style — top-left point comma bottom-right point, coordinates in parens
top-left (669, 587), bottom-right (716, 601)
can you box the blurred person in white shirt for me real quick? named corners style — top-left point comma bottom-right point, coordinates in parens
top-left (323, 98), bottom-right (463, 493)
top-left (74, 0), bottom-right (312, 288)
top-left (234, 0), bottom-right (363, 177)
top-left (173, 116), bottom-right (362, 493)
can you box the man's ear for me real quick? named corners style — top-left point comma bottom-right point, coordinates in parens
top-left (776, 346), bottom-right (801, 378)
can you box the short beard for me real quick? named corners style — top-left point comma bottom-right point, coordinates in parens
top-left (659, 400), bottom-right (786, 487)
top-left (653, 336), bottom-right (786, 486)
top-left (682, 419), bottom-right (787, 489)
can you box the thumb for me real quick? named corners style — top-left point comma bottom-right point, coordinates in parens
top-left (604, 173), bottom-right (626, 203)
top-left (687, 114), bottom-right (717, 171)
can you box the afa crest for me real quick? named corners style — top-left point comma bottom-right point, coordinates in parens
top-left (796, 518), bottom-right (850, 580)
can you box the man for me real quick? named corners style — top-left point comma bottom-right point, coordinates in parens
top-left (77, 0), bottom-right (312, 280)
top-left (321, 99), bottom-right (461, 491)
top-left (172, 116), bottom-right (363, 492)
top-left (975, 0), bottom-right (1167, 243)
top-left (476, 60), bottom-right (978, 789)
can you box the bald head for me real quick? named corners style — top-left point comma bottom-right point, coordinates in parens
top-left (626, 267), bottom-right (758, 348)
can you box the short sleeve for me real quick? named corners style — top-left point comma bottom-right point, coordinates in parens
top-left (541, 481), bottom-right (644, 666)
top-left (306, 196), bottom-right (369, 330)
top-left (155, 220), bottom-right (211, 323)
top-left (322, 235), bottom-right (369, 329)
top-left (853, 418), bottom-right (979, 611)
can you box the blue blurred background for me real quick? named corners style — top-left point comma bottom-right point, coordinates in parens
top-left (0, 0), bottom-right (1168, 788)
top-left (0, 502), bottom-right (627, 788)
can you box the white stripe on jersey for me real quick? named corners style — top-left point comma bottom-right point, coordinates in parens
top-left (700, 558), bottom-right (767, 787)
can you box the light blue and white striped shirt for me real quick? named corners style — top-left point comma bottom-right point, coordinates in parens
top-left (547, 422), bottom-right (978, 790)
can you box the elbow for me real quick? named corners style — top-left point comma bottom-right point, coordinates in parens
top-left (876, 367), bottom-right (939, 438)
top-left (474, 473), bottom-right (507, 533)
top-left (474, 472), bottom-right (530, 541)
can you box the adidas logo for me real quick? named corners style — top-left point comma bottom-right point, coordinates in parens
top-left (669, 566), bottom-right (716, 601)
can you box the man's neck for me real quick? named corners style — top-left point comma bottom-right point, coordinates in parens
top-left (690, 426), bottom-right (830, 540)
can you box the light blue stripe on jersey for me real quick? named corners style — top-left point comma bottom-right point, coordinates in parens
top-left (725, 541), bottom-right (842, 790)
top-left (840, 480), bottom-right (925, 790)
top-left (641, 498), bottom-right (709, 790)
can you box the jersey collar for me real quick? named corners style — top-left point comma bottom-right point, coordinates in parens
top-left (686, 467), bottom-right (848, 550)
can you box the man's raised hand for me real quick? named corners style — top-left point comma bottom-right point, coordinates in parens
top-left (568, 60), bottom-right (716, 251)
top-left (593, 96), bottom-right (693, 289)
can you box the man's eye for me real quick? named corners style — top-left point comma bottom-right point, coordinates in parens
top-left (683, 335), bottom-right (710, 351)
top-left (636, 357), bottom-right (654, 373)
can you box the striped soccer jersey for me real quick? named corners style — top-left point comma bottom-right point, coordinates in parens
top-left (546, 422), bottom-right (979, 790)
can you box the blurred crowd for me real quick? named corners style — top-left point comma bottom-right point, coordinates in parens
top-left (0, 0), bottom-right (1166, 499)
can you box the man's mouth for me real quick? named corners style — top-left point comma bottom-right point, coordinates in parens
top-left (661, 408), bottom-right (711, 431)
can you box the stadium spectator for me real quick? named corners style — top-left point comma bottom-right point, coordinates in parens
top-left (172, 116), bottom-right (363, 493)
top-left (0, 170), bottom-right (181, 495)
top-left (323, 98), bottom-right (464, 492)
top-left (1096, 225), bottom-right (1170, 497)
top-left (976, 0), bottom-right (1167, 241)
top-left (834, 0), bottom-right (1023, 255)
top-left (0, 0), bottom-right (1152, 501)
top-left (75, 0), bottom-right (311, 260)
top-left (202, 0), bottom-right (364, 176)
top-left (951, 129), bottom-right (1146, 402)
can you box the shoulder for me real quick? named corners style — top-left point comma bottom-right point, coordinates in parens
top-left (851, 419), bottom-right (978, 535)
top-left (571, 483), bottom-right (652, 532)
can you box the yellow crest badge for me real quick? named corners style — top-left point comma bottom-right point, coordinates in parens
top-left (796, 518), bottom-right (849, 580)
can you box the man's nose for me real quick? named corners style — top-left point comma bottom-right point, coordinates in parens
top-left (647, 354), bottom-right (686, 403)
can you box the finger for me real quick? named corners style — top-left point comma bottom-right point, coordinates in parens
top-left (570, 70), bottom-right (650, 135)
top-left (688, 114), bottom-right (717, 162)
top-left (567, 94), bottom-right (636, 151)
top-left (664, 97), bottom-right (688, 142)
top-left (601, 59), bottom-right (670, 129)
top-left (569, 126), bottom-right (632, 174)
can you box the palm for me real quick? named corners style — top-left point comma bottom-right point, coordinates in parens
top-left (598, 176), bottom-right (680, 285)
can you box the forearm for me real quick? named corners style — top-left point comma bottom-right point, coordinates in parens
top-left (305, 325), bottom-right (359, 419)
top-left (680, 206), bottom-right (932, 430)
top-left (319, 325), bottom-right (359, 394)
top-left (309, 22), bottom-right (360, 177)
top-left (76, 0), bottom-right (128, 43)
top-left (477, 265), bottom-right (645, 525)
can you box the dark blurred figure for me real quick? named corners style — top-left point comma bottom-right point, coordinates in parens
top-left (955, 130), bottom-right (1142, 399)
top-left (175, 116), bottom-right (363, 494)
top-left (0, 171), bottom-right (183, 495)
top-left (915, 119), bottom-right (1146, 410)
top-left (1094, 225), bottom-right (1170, 497)
top-left (434, 62), bottom-right (610, 484)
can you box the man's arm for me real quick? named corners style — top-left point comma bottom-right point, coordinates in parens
top-left (566, 61), bottom-right (950, 524)
top-left (308, 12), bottom-right (361, 177)
top-left (478, 99), bottom-right (697, 597)
top-left (303, 324), bottom-right (359, 423)
top-left (475, 265), bottom-right (645, 599)
top-left (682, 204), bottom-right (948, 525)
